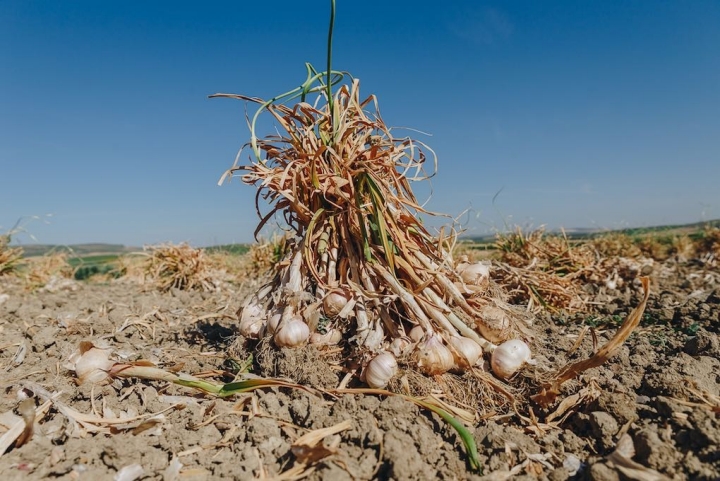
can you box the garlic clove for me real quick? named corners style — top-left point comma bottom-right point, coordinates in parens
top-left (274, 316), bottom-right (310, 347)
top-left (447, 335), bottom-right (483, 368)
top-left (490, 339), bottom-right (532, 379)
top-left (416, 334), bottom-right (454, 375)
top-left (365, 352), bottom-right (398, 388)
top-left (476, 305), bottom-right (512, 343)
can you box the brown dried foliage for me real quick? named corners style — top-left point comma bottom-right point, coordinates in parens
top-left (23, 252), bottom-right (74, 289)
top-left (0, 235), bottom-right (23, 277)
top-left (141, 243), bottom-right (216, 292)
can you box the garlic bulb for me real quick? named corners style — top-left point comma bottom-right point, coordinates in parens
top-left (239, 297), bottom-right (266, 339)
top-left (266, 308), bottom-right (283, 335)
top-left (416, 334), bottom-right (454, 375)
top-left (490, 339), bottom-right (532, 379)
top-left (69, 343), bottom-right (115, 384)
top-left (458, 261), bottom-right (491, 286)
top-left (408, 325), bottom-right (424, 343)
top-left (365, 352), bottom-right (398, 388)
top-left (323, 290), bottom-right (350, 318)
top-left (476, 305), bottom-right (512, 343)
top-left (309, 328), bottom-right (343, 346)
top-left (274, 316), bottom-right (310, 347)
top-left (447, 335), bottom-right (483, 368)
top-left (389, 336), bottom-right (414, 357)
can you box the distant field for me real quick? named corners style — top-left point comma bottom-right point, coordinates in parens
top-left (19, 243), bottom-right (139, 258)
top-left (9, 243), bottom-right (251, 280)
top-left (18, 243), bottom-right (252, 259)
top-left (67, 254), bottom-right (121, 268)
top-left (462, 218), bottom-right (720, 248)
top-left (13, 218), bottom-right (719, 260)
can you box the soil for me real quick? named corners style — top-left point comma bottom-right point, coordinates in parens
top-left (1, 255), bottom-right (718, 480)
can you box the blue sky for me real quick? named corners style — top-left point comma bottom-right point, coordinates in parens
top-left (2, 1), bottom-right (719, 247)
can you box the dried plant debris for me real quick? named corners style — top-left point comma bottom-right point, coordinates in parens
top-left (0, 235), bottom-right (23, 277)
top-left (138, 243), bottom-right (229, 292)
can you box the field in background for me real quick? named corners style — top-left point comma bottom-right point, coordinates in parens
top-left (6, 218), bottom-right (719, 281)
top-left (462, 218), bottom-right (720, 250)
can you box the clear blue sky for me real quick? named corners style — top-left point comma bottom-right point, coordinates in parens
top-left (2, 1), bottom-right (719, 247)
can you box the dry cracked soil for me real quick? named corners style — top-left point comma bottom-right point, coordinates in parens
top-left (0, 255), bottom-right (718, 480)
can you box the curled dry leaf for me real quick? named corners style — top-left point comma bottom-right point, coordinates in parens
top-left (606, 433), bottom-right (671, 481)
top-left (532, 277), bottom-right (651, 407)
top-left (0, 398), bottom-right (52, 456)
top-left (290, 419), bottom-right (352, 466)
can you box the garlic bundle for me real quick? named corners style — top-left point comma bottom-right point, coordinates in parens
top-left (416, 334), bottom-right (454, 375)
top-left (447, 335), bottom-right (483, 368)
top-left (490, 339), bottom-right (532, 379)
top-left (274, 316), bottom-right (310, 347)
top-left (365, 352), bottom-right (398, 388)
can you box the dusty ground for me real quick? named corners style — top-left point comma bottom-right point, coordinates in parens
top-left (0, 254), bottom-right (718, 480)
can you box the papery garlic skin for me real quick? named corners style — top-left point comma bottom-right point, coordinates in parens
top-left (416, 334), bottom-right (454, 375)
top-left (490, 339), bottom-right (532, 379)
top-left (274, 317), bottom-right (310, 347)
top-left (365, 352), bottom-right (398, 388)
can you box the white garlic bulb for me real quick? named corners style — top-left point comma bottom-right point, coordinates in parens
top-left (323, 290), bottom-right (350, 318)
top-left (447, 335), bottom-right (483, 368)
top-left (365, 352), bottom-right (398, 388)
top-left (309, 328), bottom-right (343, 346)
top-left (476, 305), bottom-right (512, 343)
top-left (239, 297), bottom-right (266, 339)
top-left (69, 343), bottom-right (115, 385)
top-left (274, 316), bottom-right (310, 347)
top-left (457, 261), bottom-right (491, 286)
top-left (490, 339), bottom-right (532, 379)
top-left (416, 334), bottom-right (454, 375)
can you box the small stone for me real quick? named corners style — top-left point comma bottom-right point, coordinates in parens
top-left (589, 462), bottom-right (620, 481)
top-left (683, 330), bottom-right (720, 357)
top-left (589, 411), bottom-right (619, 452)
